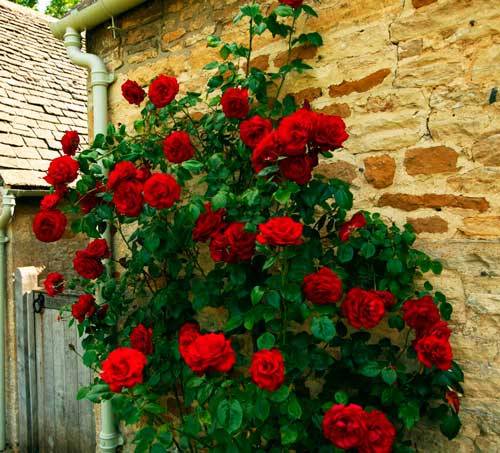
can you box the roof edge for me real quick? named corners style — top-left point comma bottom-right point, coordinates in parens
top-left (0, 0), bottom-right (55, 22)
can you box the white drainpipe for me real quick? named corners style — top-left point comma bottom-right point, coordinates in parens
top-left (51, 2), bottom-right (147, 450)
top-left (0, 190), bottom-right (15, 451)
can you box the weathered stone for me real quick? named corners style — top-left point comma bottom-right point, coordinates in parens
top-left (247, 54), bottom-right (270, 72)
top-left (404, 146), bottom-right (458, 175)
top-left (460, 217), bottom-right (500, 238)
top-left (125, 23), bottom-right (160, 45)
top-left (448, 168), bottom-right (500, 194)
top-left (317, 103), bottom-right (351, 118)
top-left (292, 87), bottom-right (322, 105)
top-left (398, 39), bottom-right (423, 59)
top-left (315, 160), bottom-right (358, 184)
top-left (408, 216), bottom-right (449, 233)
top-left (329, 69), bottom-right (391, 97)
top-left (472, 134), bottom-right (500, 166)
top-left (412, 0), bottom-right (437, 8)
top-left (274, 45), bottom-right (318, 68)
top-left (363, 154), bottom-right (396, 188)
top-left (378, 193), bottom-right (489, 212)
top-left (161, 28), bottom-right (186, 49)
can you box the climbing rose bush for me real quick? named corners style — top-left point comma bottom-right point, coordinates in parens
top-left (34, 2), bottom-right (464, 451)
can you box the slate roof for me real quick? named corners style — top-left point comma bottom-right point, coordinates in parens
top-left (0, 0), bottom-right (88, 188)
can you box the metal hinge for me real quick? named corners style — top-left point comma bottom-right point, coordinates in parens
top-left (33, 293), bottom-right (45, 314)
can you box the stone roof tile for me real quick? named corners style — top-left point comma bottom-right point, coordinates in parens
top-left (0, 0), bottom-right (88, 188)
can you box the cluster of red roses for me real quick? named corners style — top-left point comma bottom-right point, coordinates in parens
top-left (178, 322), bottom-right (286, 392)
top-left (322, 403), bottom-right (396, 453)
top-left (71, 294), bottom-right (107, 323)
top-left (403, 295), bottom-right (453, 371)
top-left (73, 238), bottom-right (110, 280)
top-left (100, 324), bottom-right (153, 392)
top-left (32, 129), bottom-right (82, 242)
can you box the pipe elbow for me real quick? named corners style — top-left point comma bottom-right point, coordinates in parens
top-left (0, 192), bottom-right (15, 230)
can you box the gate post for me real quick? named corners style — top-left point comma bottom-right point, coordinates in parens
top-left (15, 266), bottom-right (41, 452)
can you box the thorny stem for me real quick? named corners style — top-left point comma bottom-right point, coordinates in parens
top-left (275, 15), bottom-right (298, 103)
top-left (246, 16), bottom-right (254, 77)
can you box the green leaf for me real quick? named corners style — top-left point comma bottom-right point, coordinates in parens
top-left (334, 391), bottom-right (349, 405)
top-left (311, 316), bottom-right (336, 342)
top-left (337, 244), bottom-right (354, 263)
top-left (381, 368), bottom-right (397, 385)
top-left (251, 286), bottom-right (265, 305)
top-left (440, 412), bottom-right (462, 440)
top-left (274, 4), bottom-right (294, 16)
top-left (217, 399), bottom-right (243, 434)
top-left (281, 424), bottom-right (298, 445)
top-left (265, 290), bottom-right (281, 309)
top-left (269, 385), bottom-right (289, 402)
top-left (388, 315), bottom-right (405, 331)
top-left (387, 259), bottom-right (403, 275)
top-left (257, 332), bottom-right (276, 350)
top-left (359, 362), bottom-right (381, 378)
top-left (301, 4), bottom-right (318, 16)
top-left (255, 395), bottom-right (270, 421)
top-left (76, 386), bottom-right (90, 400)
top-left (181, 160), bottom-right (203, 173)
top-left (399, 401), bottom-right (420, 429)
top-left (440, 301), bottom-right (453, 320)
top-left (360, 242), bottom-right (376, 258)
top-left (431, 260), bottom-right (443, 275)
top-left (287, 397), bottom-right (302, 420)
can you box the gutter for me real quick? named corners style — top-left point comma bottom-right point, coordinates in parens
top-left (0, 190), bottom-right (15, 452)
top-left (50, 1), bottom-right (147, 451)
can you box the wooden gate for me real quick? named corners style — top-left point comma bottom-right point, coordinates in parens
top-left (15, 267), bottom-right (96, 453)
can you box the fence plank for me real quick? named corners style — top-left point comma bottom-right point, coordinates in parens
top-left (52, 314), bottom-right (67, 452)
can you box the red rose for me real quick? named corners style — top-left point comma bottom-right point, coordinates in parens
top-left (257, 217), bottom-right (303, 246)
top-left (221, 87), bottom-right (249, 119)
top-left (32, 209), bottom-right (67, 243)
top-left (121, 80), bottom-right (146, 106)
top-left (402, 295), bottom-right (440, 331)
top-left (143, 173), bottom-right (181, 209)
top-left (342, 288), bottom-right (386, 329)
top-left (312, 113), bottom-right (349, 151)
top-left (240, 116), bottom-right (273, 148)
top-left (107, 161), bottom-right (139, 190)
top-left (322, 404), bottom-right (366, 450)
top-left (359, 410), bottom-right (396, 453)
top-left (61, 131), bottom-right (80, 156)
top-left (182, 333), bottom-right (236, 374)
top-left (279, 155), bottom-right (313, 185)
top-left (303, 267), bottom-right (343, 305)
top-left (373, 290), bottom-right (396, 310)
top-left (279, 0), bottom-right (304, 8)
top-left (163, 131), bottom-right (195, 163)
top-left (148, 74), bottom-right (179, 109)
top-left (135, 165), bottom-right (151, 182)
top-left (339, 212), bottom-right (367, 241)
top-left (113, 180), bottom-right (144, 217)
top-left (100, 347), bottom-right (147, 393)
top-left (71, 294), bottom-right (97, 323)
top-left (45, 155), bottom-right (79, 186)
top-left (277, 109), bottom-right (315, 156)
top-left (130, 324), bottom-right (154, 355)
top-left (249, 349), bottom-right (285, 392)
top-left (209, 222), bottom-right (256, 263)
top-left (192, 203), bottom-right (226, 242)
top-left (40, 193), bottom-right (61, 210)
top-left (86, 239), bottom-right (110, 259)
top-left (73, 250), bottom-right (104, 279)
top-left (415, 335), bottom-right (453, 370)
top-left (44, 272), bottom-right (64, 297)
top-left (446, 390), bottom-right (460, 413)
top-left (179, 322), bottom-right (201, 360)
top-left (251, 131), bottom-right (280, 173)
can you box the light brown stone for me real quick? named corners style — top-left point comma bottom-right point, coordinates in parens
top-left (473, 134), bottom-right (500, 166)
top-left (408, 216), bottom-right (449, 233)
top-left (125, 24), bottom-right (160, 46)
top-left (161, 28), bottom-right (186, 48)
top-left (398, 39), bottom-right (423, 59)
top-left (315, 160), bottom-right (358, 184)
top-left (447, 168), bottom-right (500, 194)
top-left (247, 54), bottom-right (270, 72)
top-left (378, 193), bottom-right (490, 212)
top-left (317, 103), bottom-right (351, 118)
top-left (329, 69), bottom-right (391, 97)
top-left (460, 217), bottom-right (500, 238)
top-left (363, 154), bottom-right (396, 188)
top-left (404, 146), bottom-right (458, 175)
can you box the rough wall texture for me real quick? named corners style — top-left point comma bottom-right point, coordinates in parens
top-left (4, 199), bottom-right (87, 450)
top-left (87, 0), bottom-right (500, 450)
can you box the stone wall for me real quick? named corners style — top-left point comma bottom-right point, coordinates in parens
top-left (87, 0), bottom-right (500, 450)
top-left (4, 198), bottom-right (87, 450)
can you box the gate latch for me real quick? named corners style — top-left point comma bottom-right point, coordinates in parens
top-left (33, 294), bottom-right (45, 314)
